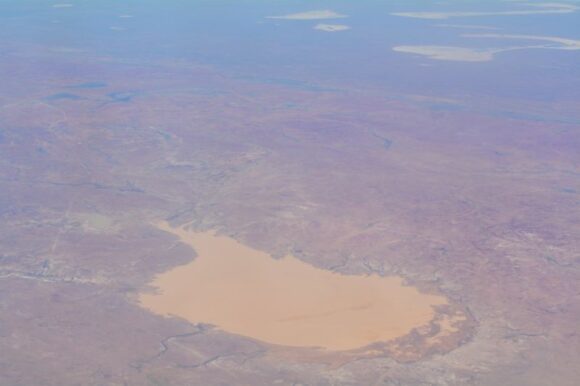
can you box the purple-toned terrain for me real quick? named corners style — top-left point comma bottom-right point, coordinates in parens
top-left (1, 1), bottom-right (579, 385)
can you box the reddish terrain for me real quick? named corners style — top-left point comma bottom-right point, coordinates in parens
top-left (1, 47), bottom-right (579, 386)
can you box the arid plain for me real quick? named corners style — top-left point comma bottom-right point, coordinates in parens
top-left (1, 2), bottom-right (580, 384)
top-left (1, 48), bottom-right (579, 385)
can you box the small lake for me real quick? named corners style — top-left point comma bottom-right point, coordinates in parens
top-left (139, 222), bottom-right (447, 351)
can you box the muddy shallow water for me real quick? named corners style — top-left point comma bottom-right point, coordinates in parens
top-left (139, 223), bottom-right (447, 351)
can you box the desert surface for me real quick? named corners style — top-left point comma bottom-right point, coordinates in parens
top-left (1, 1), bottom-right (579, 385)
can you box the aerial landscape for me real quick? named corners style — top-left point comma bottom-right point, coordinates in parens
top-left (0, 0), bottom-right (579, 385)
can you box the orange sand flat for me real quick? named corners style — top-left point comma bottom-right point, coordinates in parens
top-left (139, 223), bottom-right (447, 351)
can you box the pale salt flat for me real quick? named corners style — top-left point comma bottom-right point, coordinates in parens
top-left (435, 24), bottom-right (501, 31)
top-left (392, 45), bottom-right (509, 62)
top-left (314, 24), bottom-right (351, 32)
top-left (394, 33), bottom-right (580, 62)
top-left (391, 3), bottom-right (578, 19)
top-left (267, 10), bottom-right (347, 21)
top-left (463, 33), bottom-right (580, 50)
